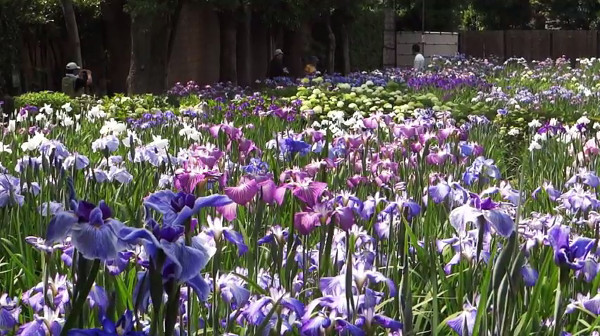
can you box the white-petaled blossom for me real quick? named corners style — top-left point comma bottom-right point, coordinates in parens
top-left (577, 116), bottom-right (591, 125)
top-left (61, 103), bottom-right (72, 113)
top-left (508, 128), bottom-right (520, 136)
top-left (179, 123), bottom-right (201, 141)
top-left (88, 105), bottom-right (107, 120)
top-left (528, 141), bottom-right (542, 152)
top-left (0, 142), bottom-right (12, 153)
top-left (147, 135), bottom-right (169, 150)
top-left (40, 104), bottom-right (53, 114)
top-left (122, 130), bottom-right (141, 148)
top-left (21, 132), bottom-right (48, 152)
top-left (100, 118), bottom-right (127, 136)
top-left (528, 119), bottom-right (542, 128)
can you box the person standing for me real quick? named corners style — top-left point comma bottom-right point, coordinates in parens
top-left (267, 49), bottom-right (289, 79)
top-left (412, 44), bottom-right (425, 71)
top-left (62, 62), bottom-right (92, 98)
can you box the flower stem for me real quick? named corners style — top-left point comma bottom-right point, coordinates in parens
top-left (60, 258), bottom-right (100, 336)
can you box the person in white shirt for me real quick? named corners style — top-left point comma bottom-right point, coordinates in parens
top-left (412, 44), bottom-right (425, 71)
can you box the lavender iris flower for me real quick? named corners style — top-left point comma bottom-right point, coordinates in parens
top-left (68, 310), bottom-right (147, 335)
top-left (565, 168), bottom-right (600, 188)
top-left (428, 179), bottom-right (469, 207)
top-left (462, 156), bottom-right (501, 186)
top-left (355, 289), bottom-right (402, 332)
top-left (87, 285), bottom-right (109, 316)
top-left (242, 288), bottom-right (304, 328)
top-left (203, 216), bottom-right (248, 255)
top-left (216, 273), bottom-right (250, 310)
top-left (144, 190), bottom-right (232, 227)
top-left (281, 138), bottom-right (311, 158)
top-left (0, 174), bottom-right (24, 207)
top-left (447, 300), bottom-right (477, 336)
top-left (449, 196), bottom-right (514, 237)
top-left (17, 307), bottom-right (63, 336)
top-left (46, 200), bottom-right (138, 261)
top-left (548, 225), bottom-right (594, 270)
top-left (566, 293), bottom-right (600, 315)
top-left (532, 182), bottom-right (562, 201)
top-left (0, 294), bottom-right (20, 332)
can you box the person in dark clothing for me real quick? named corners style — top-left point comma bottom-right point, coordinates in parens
top-left (267, 49), bottom-right (289, 79)
top-left (62, 62), bottom-right (93, 98)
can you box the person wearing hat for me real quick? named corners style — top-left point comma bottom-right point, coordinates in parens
top-left (267, 49), bottom-right (289, 79)
top-left (62, 62), bottom-right (92, 98)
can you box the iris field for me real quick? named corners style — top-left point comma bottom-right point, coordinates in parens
top-left (2, 56), bottom-right (600, 335)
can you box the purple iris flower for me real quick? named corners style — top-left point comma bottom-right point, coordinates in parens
top-left (521, 264), bottom-right (539, 287)
top-left (46, 200), bottom-right (136, 261)
top-left (258, 225), bottom-right (289, 246)
top-left (39, 140), bottom-right (70, 160)
top-left (216, 273), bottom-right (250, 310)
top-left (428, 179), bottom-right (469, 207)
top-left (22, 274), bottom-right (71, 314)
top-left (91, 135), bottom-right (120, 153)
top-left (87, 285), bottom-right (109, 316)
top-left (35, 202), bottom-right (64, 219)
top-left (560, 184), bottom-right (599, 214)
top-left (566, 293), bottom-right (600, 315)
top-left (380, 195), bottom-right (421, 221)
top-left (68, 310), bottom-right (147, 335)
top-left (447, 300), bottom-right (477, 336)
top-left (320, 260), bottom-right (396, 297)
top-left (0, 294), bottom-right (20, 333)
top-left (0, 174), bottom-right (24, 207)
top-left (17, 307), bottom-right (63, 336)
top-left (355, 289), bottom-right (402, 333)
top-left (242, 158), bottom-right (270, 176)
top-left (462, 156), bottom-right (501, 186)
top-left (449, 196), bottom-right (514, 238)
top-left (242, 288), bottom-right (304, 327)
top-left (202, 216), bottom-right (248, 255)
top-left (281, 137), bottom-right (311, 157)
top-left (532, 182), bottom-right (562, 201)
top-left (143, 190), bottom-right (232, 227)
top-left (548, 225), bottom-right (594, 270)
top-left (566, 168), bottom-right (600, 188)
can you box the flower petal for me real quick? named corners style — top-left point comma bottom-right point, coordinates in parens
top-left (223, 229), bottom-right (248, 256)
top-left (46, 211), bottom-right (78, 243)
top-left (71, 223), bottom-right (121, 260)
top-left (225, 180), bottom-right (258, 206)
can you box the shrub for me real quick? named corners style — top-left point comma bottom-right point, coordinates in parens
top-left (15, 91), bottom-right (73, 110)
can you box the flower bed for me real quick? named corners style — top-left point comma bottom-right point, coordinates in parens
top-left (1, 56), bottom-right (600, 335)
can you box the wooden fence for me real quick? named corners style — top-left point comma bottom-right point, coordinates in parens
top-left (459, 30), bottom-right (600, 61)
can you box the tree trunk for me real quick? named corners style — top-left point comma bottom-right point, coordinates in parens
top-left (60, 0), bottom-right (82, 65)
top-left (325, 14), bottom-right (336, 74)
top-left (236, 5), bottom-right (252, 86)
top-left (219, 10), bottom-right (238, 84)
top-left (127, 8), bottom-right (171, 94)
top-left (101, 0), bottom-right (130, 94)
top-left (341, 23), bottom-right (350, 75)
top-left (286, 21), bottom-right (311, 77)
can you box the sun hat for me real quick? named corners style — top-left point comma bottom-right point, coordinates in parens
top-left (66, 62), bottom-right (80, 70)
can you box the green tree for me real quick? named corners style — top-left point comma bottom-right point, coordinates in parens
top-left (126, 0), bottom-right (181, 94)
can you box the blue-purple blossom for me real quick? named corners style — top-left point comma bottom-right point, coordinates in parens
top-left (462, 156), bottom-right (501, 186)
top-left (548, 225), bottom-right (594, 270)
top-left (46, 200), bottom-right (137, 261)
top-left (0, 175), bottom-right (24, 207)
